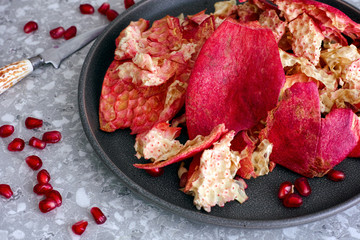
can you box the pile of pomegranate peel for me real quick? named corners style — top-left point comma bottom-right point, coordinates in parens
top-left (98, 0), bottom-right (360, 212)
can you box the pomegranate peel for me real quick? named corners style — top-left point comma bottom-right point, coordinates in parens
top-left (186, 18), bottom-right (285, 139)
top-left (134, 124), bottom-right (228, 169)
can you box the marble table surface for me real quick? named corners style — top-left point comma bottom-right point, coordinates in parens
top-left (1, 0), bottom-right (360, 239)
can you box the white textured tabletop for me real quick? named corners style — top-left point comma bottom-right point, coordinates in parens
top-left (1, 0), bottom-right (360, 239)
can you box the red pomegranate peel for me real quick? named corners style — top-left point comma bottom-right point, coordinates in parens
top-left (186, 19), bottom-right (285, 139)
top-left (133, 124), bottom-right (227, 169)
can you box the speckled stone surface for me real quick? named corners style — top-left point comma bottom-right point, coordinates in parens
top-left (1, 0), bottom-right (360, 239)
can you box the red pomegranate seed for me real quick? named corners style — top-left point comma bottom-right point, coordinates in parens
top-left (64, 26), bottom-right (77, 40)
top-left (0, 125), bottom-right (14, 138)
top-left (90, 207), bottom-right (107, 224)
top-left (26, 155), bottom-right (43, 170)
top-left (0, 184), bottom-right (13, 199)
top-left (124, 0), bottom-right (135, 9)
top-left (179, 172), bottom-right (188, 188)
top-left (49, 27), bottom-right (65, 39)
top-left (283, 193), bottom-right (303, 208)
top-left (327, 169), bottom-right (345, 182)
top-left (25, 117), bottom-right (43, 129)
top-left (42, 131), bottom-right (62, 143)
top-left (145, 167), bottom-right (164, 177)
top-left (294, 177), bottom-right (311, 197)
top-left (106, 9), bottom-right (118, 21)
top-left (39, 198), bottom-right (57, 213)
top-left (33, 183), bottom-right (53, 195)
top-left (29, 137), bottom-right (47, 150)
top-left (98, 3), bottom-right (110, 15)
top-left (45, 190), bottom-right (62, 207)
top-left (278, 181), bottom-right (293, 200)
top-left (79, 4), bottom-right (94, 14)
top-left (8, 138), bottom-right (25, 151)
top-left (37, 169), bottom-right (51, 184)
top-left (24, 21), bottom-right (38, 34)
top-left (72, 220), bottom-right (88, 235)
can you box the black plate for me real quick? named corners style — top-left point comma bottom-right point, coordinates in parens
top-left (79, 0), bottom-right (360, 228)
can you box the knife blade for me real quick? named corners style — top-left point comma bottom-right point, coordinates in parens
top-left (0, 24), bottom-right (107, 95)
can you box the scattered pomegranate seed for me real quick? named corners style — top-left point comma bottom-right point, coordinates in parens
top-left (106, 9), bottom-right (118, 21)
top-left (23, 21), bottom-right (38, 34)
top-left (145, 167), bottom-right (164, 177)
top-left (98, 3), bottom-right (110, 15)
top-left (124, 0), bottom-right (135, 9)
top-left (26, 155), bottom-right (43, 170)
top-left (64, 26), bottom-right (77, 40)
top-left (294, 177), bottom-right (311, 197)
top-left (49, 27), bottom-right (65, 39)
top-left (72, 220), bottom-right (88, 235)
top-left (0, 184), bottom-right (13, 199)
top-left (29, 137), bottom-right (47, 150)
top-left (0, 125), bottom-right (14, 138)
top-left (25, 117), bottom-right (43, 129)
top-left (283, 193), bottom-right (303, 208)
top-left (39, 198), bottom-right (57, 213)
top-left (90, 207), bottom-right (107, 224)
top-left (278, 181), bottom-right (293, 200)
top-left (42, 131), bottom-right (62, 143)
top-left (327, 169), bottom-right (345, 182)
top-left (8, 138), bottom-right (25, 151)
top-left (45, 190), bottom-right (62, 207)
top-left (179, 172), bottom-right (188, 188)
top-left (79, 4), bottom-right (95, 14)
top-left (37, 169), bottom-right (51, 184)
top-left (33, 183), bottom-right (53, 195)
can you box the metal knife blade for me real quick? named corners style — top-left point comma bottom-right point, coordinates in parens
top-left (0, 24), bottom-right (107, 95)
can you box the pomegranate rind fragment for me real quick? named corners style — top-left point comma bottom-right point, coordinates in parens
top-left (186, 19), bottom-right (285, 139)
top-left (134, 124), bottom-right (228, 169)
top-left (184, 131), bottom-right (248, 212)
top-left (261, 82), bottom-right (359, 177)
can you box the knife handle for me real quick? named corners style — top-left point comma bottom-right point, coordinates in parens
top-left (0, 59), bottom-right (34, 94)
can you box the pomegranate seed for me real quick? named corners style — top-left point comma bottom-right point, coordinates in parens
top-left (124, 0), bottom-right (135, 9)
top-left (0, 184), bottom-right (13, 199)
top-left (179, 172), bottom-right (188, 188)
top-left (106, 9), bottom-right (118, 21)
top-left (90, 207), bottom-right (107, 224)
top-left (145, 167), bottom-right (164, 177)
top-left (327, 169), bottom-right (345, 182)
top-left (37, 169), bottom-right (51, 184)
top-left (26, 155), bottom-right (43, 170)
top-left (8, 138), bottom-right (25, 151)
top-left (0, 125), bottom-right (14, 138)
top-left (72, 220), bottom-right (88, 235)
top-left (39, 198), bottom-right (57, 213)
top-left (25, 117), bottom-right (43, 129)
top-left (98, 3), bottom-right (110, 15)
top-left (42, 131), bottom-right (62, 143)
top-left (294, 177), bottom-right (311, 197)
top-left (79, 4), bottom-right (94, 14)
top-left (283, 193), bottom-right (303, 208)
top-left (64, 26), bottom-right (77, 40)
top-left (29, 137), bottom-right (47, 150)
top-left (33, 183), bottom-right (53, 195)
top-left (45, 190), bottom-right (62, 207)
top-left (278, 181), bottom-right (293, 200)
top-left (49, 27), bottom-right (65, 39)
top-left (24, 21), bottom-right (38, 34)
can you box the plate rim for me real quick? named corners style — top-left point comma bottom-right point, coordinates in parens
top-left (78, 0), bottom-right (360, 229)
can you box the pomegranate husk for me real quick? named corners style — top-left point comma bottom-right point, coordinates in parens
top-left (261, 82), bottom-right (359, 177)
top-left (133, 124), bottom-right (228, 169)
top-left (185, 18), bottom-right (285, 139)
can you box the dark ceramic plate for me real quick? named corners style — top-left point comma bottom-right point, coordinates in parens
top-left (79, 0), bottom-right (360, 228)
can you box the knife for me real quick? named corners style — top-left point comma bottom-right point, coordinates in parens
top-left (0, 24), bottom-right (107, 95)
